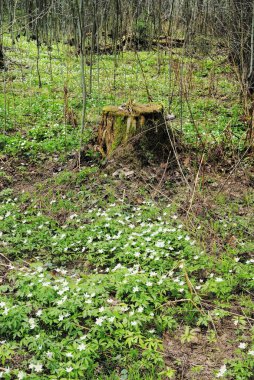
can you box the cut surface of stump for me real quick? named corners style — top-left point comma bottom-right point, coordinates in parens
top-left (98, 102), bottom-right (169, 158)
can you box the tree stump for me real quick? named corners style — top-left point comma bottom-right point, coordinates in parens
top-left (98, 102), bottom-right (169, 157)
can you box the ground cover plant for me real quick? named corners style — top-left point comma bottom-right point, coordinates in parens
top-left (1, 12), bottom-right (254, 380)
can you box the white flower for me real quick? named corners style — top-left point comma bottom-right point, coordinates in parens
top-left (66, 367), bottom-right (73, 373)
top-left (66, 352), bottom-right (73, 358)
top-left (146, 282), bottom-right (153, 287)
top-left (77, 343), bottom-right (86, 351)
top-left (42, 281), bottom-right (50, 286)
top-left (46, 351), bottom-right (53, 358)
top-left (79, 335), bottom-right (87, 340)
top-left (56, 296), bottom-right (67, 306)
top-left (238, 342), bottom-right (247, 349)
top-left (3, 307), bottom-right (9, 315)
top-left (99, 306), bottom-right (105, 312)
top-left (248, 350), bottom-right (254, 356)
top-left (215, 277), bottom-right (223, 282)
top-left (17, 371), bottom-right (26, 379)
top-left (137, 306), bottom-right (144, 313)
top-left (36, 309), bottom-right (42, 317)
top-left (28, 318), bottom-right (36, 329)
top-left (155, 241), bottom-right (165, 248)
top-left (108, 316), bottom-right (115, 323)
top-left (95, 317), bottom-right (104, 326)
top-left (57, 287), bottom-right (69, 295)
top-left (0, 302), bottom-right (6, 308)
top-left (131, 321), bottom-right (137, 326)
top-left (216, 364), bottom-right (227, 378)
top-left (29, 363), bottom-right (43, 373)
top-left (132, 286), bottom-right (139, 293)
top-left (2, 368), bottom-right (10, 374)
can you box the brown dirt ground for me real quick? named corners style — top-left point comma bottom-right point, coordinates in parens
top-left (163, 319), bottom-right (239, 380)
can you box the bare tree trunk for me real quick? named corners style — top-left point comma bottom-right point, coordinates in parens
top-left (76, 0), bottom-right (87, 167)
top-left (0, 44), bottom-right (4, 70)
top-left (248, 0), bottom-right (254, 93)
top-left (0, 0), bottom-right (5, 70)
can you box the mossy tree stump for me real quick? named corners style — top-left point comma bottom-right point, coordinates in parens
top-left (98, 102), bottom-right (168, 157)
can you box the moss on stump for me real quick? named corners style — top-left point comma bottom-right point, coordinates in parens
top-left (98, 102), bottom-right (167, 157)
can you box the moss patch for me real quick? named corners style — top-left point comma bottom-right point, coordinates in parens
top-left (103, 103), bottom-right (163, 117)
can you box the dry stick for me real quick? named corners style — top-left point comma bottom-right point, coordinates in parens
top-left (142, 177), bottom-right (197, 231)
top-left (187, 152), bottom-right (205, 215)
top-left (155, 299), bottom-right (190, 310)
top-left (134, 50), bottom-right (153, 102)
top-left (174, 134), bottom-right (254, 238)
top-left (202, 301), bottom-right (254, 322)
top-left (240, 307), bottom-right (253, 328)
top-left (184, 92), bottom-right (204, 147)
top-left (183, 267), bottom-right (218, 337)
top-left (122, 188), bottom-right (126, 204)
top-left (146, 182), bottom-right (172, 202)
top-left (214, 145), bottom-right (251, 195)
top-left (152, 153), bottom-right (170, 199)
top-left (0, 262), bottom-right (14, 268)
top-left (164, 119), bottom-right (191, 190)
top-left (0, 252), bottom-right (12, 264)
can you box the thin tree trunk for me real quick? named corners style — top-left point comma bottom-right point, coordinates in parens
top-left (77, 0), bottom-right (87, 167)
top-left (0, 44), bottom-right (4, 69)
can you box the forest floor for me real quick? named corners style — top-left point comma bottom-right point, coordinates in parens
top-left (0, 37), bottom-right (254, 380)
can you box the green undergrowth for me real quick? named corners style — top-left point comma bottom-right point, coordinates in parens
top-left (0, 35), bottom-right (247, 164)
top-left (0, 35), bottom-right (254, 380)
top-left (1, 186), bottom-right (254, 379)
